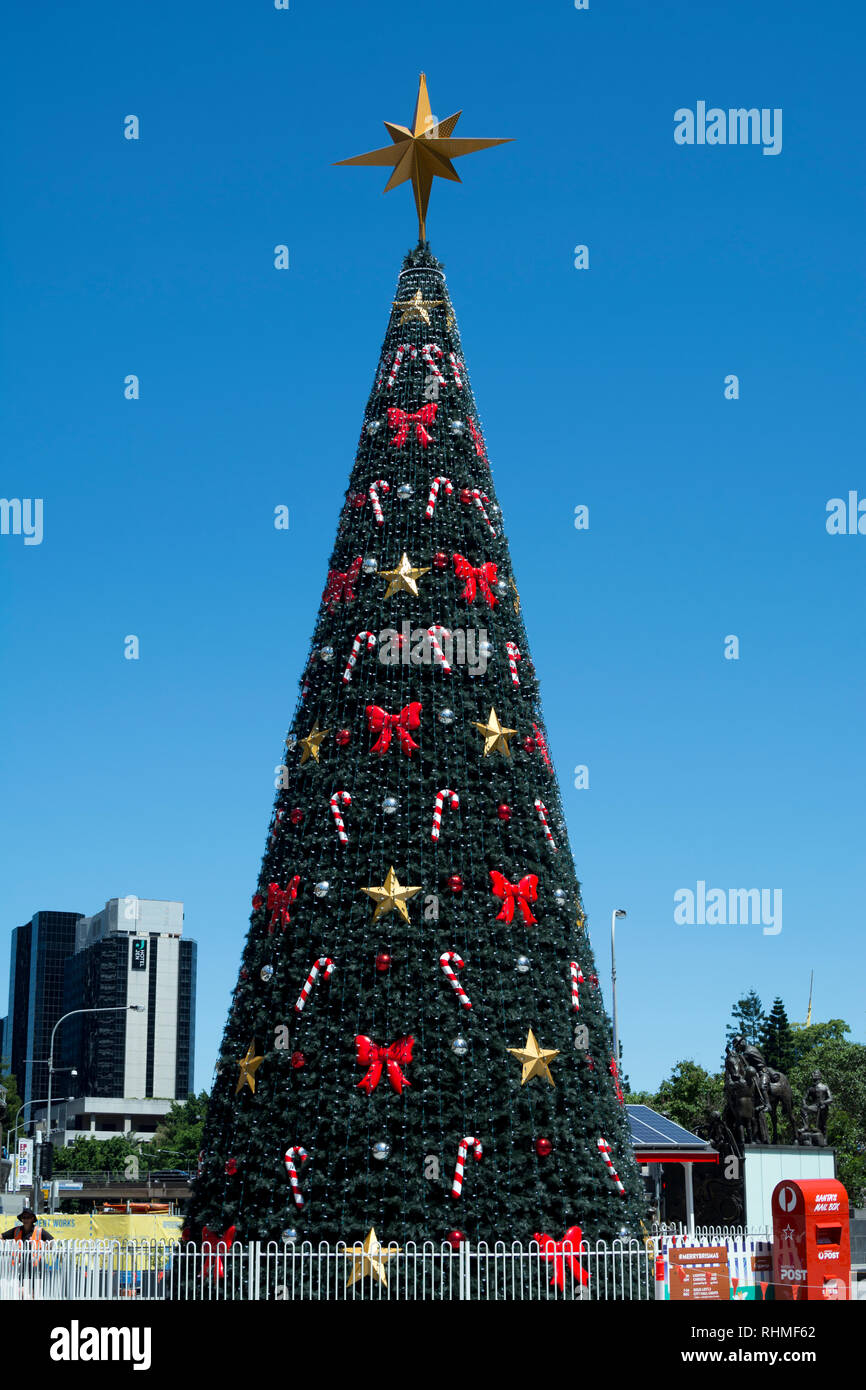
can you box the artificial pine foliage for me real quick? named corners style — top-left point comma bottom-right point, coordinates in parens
top-left (186, 244), bottom-right (647, 1246)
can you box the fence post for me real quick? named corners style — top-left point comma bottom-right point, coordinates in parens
top-left (247, 1241), bottom-right (259, 1301)
top-left (459, 1239), bottom-right (469, 1300)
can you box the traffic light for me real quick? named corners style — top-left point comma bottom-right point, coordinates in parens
top-left (36, 1140), bottom-right (53, 1179)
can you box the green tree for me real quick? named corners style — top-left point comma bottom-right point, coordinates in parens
top-left (52, 1135), bottom-right (140, 1174)
top-left (1, 1063), bottom-right (23, 1141)
top-left (143, 1092), bottom-right (209, 1169)
top-left (789, 1021), bottom-right (866, 1204)
top-left (725, 990), bottom-right (766, 1049)
top-left (186, 243), bottom-right (647, 1246)
top-left (649, 1060), bottom-right (725, 1136)
top-left (760, 998), bottom-right (796, 1074)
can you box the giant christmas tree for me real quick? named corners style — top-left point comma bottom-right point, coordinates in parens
top-left (187, 75), bottom-right (646, 1250)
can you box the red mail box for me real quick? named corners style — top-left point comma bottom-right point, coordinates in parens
top-left (772, 1178), bottom-right (850, 1301)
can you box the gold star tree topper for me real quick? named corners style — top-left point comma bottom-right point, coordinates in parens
top-left (345, 1228), bottom-right (399, 1287)
top-left (335, 73), bottom-right (511, 241)
top-left (361, 865), bottom-right (422, 923)
top-left (508, 1029), bottom-right (560, 1086)
top-left (380, 552), bottom-right (430, 599)
top-left (236, 1041), bottom-right (264, 1095)
top-left (473, 706), bottom-right (517, 757)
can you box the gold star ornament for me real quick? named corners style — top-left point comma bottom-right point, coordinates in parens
top-left (474, 706), bottom-right (517, 757)
top-left (346, 1227), bottom-right (399, 1287)
top-left (380, 552), bottom-right (430, 599)
top-left (508, 1029), bottom-right (560, 1086)
top-left (335, 72), bottom-right (512, 241)
top-left (236, 1041), bottom-right (264, 1095)
top-left (299, 720), bottom-right (329, 765)
top-left (361, 865), bottom-right (422, 923)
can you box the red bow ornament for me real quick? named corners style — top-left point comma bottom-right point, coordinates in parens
top-left (355, 1035), bottom-right (415, 1094)
top-left (201, 1224), bottom-right (237, 1279)
top-left (453, 554), bottom-right (498, 607)
top-left (468, 417), bottom-right (487, 462)
top-left (267, 876), bottom-right (300, 933)
top-left (387, 403), bottom-right (437, 448)
top-left (533, 1226), bottom-right (590, 1291)
top-left (323, 555), bottom-right (363, 609)
top-left (489, 871), bottom-right (539, 925)
top-left (366, 702), bottom-right (422, 756)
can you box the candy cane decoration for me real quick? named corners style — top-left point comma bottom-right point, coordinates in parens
top-left (368, 479), bottom-right (390, 525)
top-left (425, 475), bottom-right (453, 519)
top-left (570, 960), bottom-right (584, 1012)
top-left (534, 798), bottom-right (557, 850)
top-left (342, 630), bottom-right (377, 682)
top-left (451, 1136), bottom-right (483, 1197)
top-left (431, 788), bottom-right (460, 841)
top-left (597, 1137), bottom-right (626, 1196)
top-left (462, 487), bottom-right (496, 537)
top-left (385, 344), bottom-right (416, 389)
top-left (448, 352), bottom-right (464, 389)
top-left (426, 625), bottom-right (453, 674)
top-left (329, 791), bottom-right (351, 845)
top-left (421, 343), bottom-right (446, 386)
top-left (439, 951), bottom-right (472, 1010)
top-left (284, 1146), bottom-right (308, 1209)
top-left (505, 641), bottom-right (521, 688)
top-left (294, 957), bottom-right (336, 1014)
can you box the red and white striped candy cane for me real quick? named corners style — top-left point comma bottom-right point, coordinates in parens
top-left (284, 1146), bottom-right (308, 1208)
top-left (597, 1137), bottom-right (626, 1195)
top-left (462, 487), bottom-right (496, 537)
top-left (431, 788), bottom-right (459, 841)
top-left (570, 960), bottom-right (584, 1012)
top-left (534, 798), bottom-right (557, 850)
top-left (386, 344), bottom-right (416, 389)
top-left (439, 951), bottom-right (472, 1010)
top-left (294, 957), bottom-right (336, 1014)
top-left (425, 476), bottom-right (453, 519)
top-left (329, 791), bottom-right (351, 845)
top-left (505, 641), bottom-right (521, 687)
top-left (426, 625), bottom-right (452, 674)
top-left (421, 343), bottom-right (446, 386)
top-left (451, 1136), bottom-right (482, 1197)
top-left (448, 352), bottom-right (464, 389)
top-left (368, 479), bottom-right (390, 525)
top-left (342, 630), bottom-right (377, 682)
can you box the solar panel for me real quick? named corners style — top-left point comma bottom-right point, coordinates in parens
top-left (626, 1104), bottom-right (709, 1148)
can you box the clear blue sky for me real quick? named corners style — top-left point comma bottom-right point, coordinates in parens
top-left (2, 1), bottom-right (864, 1093)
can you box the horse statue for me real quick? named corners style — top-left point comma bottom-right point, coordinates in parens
top-left (723, 1048), bottom-right (767, 1154)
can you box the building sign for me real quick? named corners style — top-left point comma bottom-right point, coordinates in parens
top-left (17, 1138), bottom-right (33, 1188)
top-left (669, 1246), bottom-right (730, 1301)
top-left (131, 938), bottom-right (148, 971)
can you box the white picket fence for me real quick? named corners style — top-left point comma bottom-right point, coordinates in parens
top-left (0, 1238), bottom-right (653, 1301)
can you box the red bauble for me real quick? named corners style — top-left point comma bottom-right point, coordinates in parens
top-left (335, 728), bottom-right (351, 747)
top-left (252, 893), bottom-right (264, 910)
top-left (291, 1052), bottom-right (306, 1070)
top-left (447, 874), bottom-right (464, 893)
top-left (459, 487), bottom-right (473, 505)
top-left (225, 1158), bottom-right (238, 1175)
top-left (497, 803), bottom-right (512, 821)
top-left (289, 807), bottom-right (304, 825)
top-left (352, 492), bottom-right (366, 508)
top-left (446, 1230), bottom-right (465, 1250)
top-left (432, 551), bottom-right (448, 570)
top-left (375, 952), bottom-right (392, 973)
top-left (522, 735), bottom-right (536, 754)
top-left (535, 1138), bottom-right (553, 1158)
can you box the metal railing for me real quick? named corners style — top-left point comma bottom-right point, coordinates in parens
top-left (0, 1238), bottom-right (652, 1301)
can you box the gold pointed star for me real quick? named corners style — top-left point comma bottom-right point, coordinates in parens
top-left (508, 1029), bottom-right (560, 1087)
top-left (380, 552), bottom-right (431, 599)
top-left (394, 288), bottom-right (443, 325)
top-left (361, 865), bottom-right (422, 923)
top-left (346, 1227), bottom-right (398, 1287)
top-left (473, 706), bottom-right (517, 757)
top-left (299, 720), bottom-right (329, 765)
top-left (335, 72), bottom-right (512, 241)
top-left (235, 1041), bottom-right (264, 1095)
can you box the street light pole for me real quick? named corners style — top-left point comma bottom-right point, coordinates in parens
top-left (42, 1004), bottom-right (142, 1213)
top-left (610, 909), bottom-right (627, 1070)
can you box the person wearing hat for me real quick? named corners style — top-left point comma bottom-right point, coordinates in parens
top-left (2, 1207), bottom-right (54, 1244)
